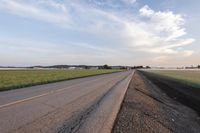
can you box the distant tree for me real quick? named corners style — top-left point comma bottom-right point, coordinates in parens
top-left (198, 65), bottom-right (200, 69)
top-left (131, 66), bottom-right (144, 69)
top-left (102, 64), bottom-right (112, 69)
top-left (146, 66), bottom-right (151, 69)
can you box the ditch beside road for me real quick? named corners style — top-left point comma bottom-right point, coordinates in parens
top-left (113, 71), bottom-right (200, 133)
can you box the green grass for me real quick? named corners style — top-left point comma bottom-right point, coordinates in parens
top-left (0, 69), bottom-right (122, 91)
top-left (143, 70), bottom-right (200, 88)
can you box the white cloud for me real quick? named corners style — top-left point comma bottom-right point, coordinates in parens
top-left (139, 5), bottom-right (154, 16)
top-left (122, 5), bottom-right (195, 56)
top-left (0, 0), bottom-right (71, 27)
top-left (152, 50), bottom-right (194, 64)
top-left (89, 0), bottom-right (137, 7)
top-left (0, 37), bottom-right (129, 66)
top-left (0, 1), bottom-right (195, 65)
top-left (139, 5), bottom-right (185, 40)
top-left (122, 0), bottom-right (137, 4)
top-left (153, 56), bottom-right (169, 63)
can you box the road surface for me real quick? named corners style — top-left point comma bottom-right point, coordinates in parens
top-left (0, 71), bottom-right (133, 133)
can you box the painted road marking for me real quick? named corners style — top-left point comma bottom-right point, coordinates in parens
top-left (0, 74), bottom-right (121, 109)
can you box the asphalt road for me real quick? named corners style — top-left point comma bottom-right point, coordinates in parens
top-left (0, 71), bottom-right (133, 133)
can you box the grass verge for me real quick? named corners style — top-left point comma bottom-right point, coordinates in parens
top-left (142, 70), bottom-right (200, 88)
top-left (0, 69), bottom-right (122, 91)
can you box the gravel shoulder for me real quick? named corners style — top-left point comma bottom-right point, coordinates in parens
top-left (112, 71), bottom-right (200, 133)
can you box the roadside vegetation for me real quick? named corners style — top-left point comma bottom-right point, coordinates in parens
top-left (0, 69), bottom-right (122, 91)
top-left (143, 70), bottom-right (200, 88)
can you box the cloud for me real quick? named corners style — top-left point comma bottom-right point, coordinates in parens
top-left (122, 0), bottom-right (137, 4)
top-left (152, 50), bottom-right (194, 64)
top-left (153, 56), bottom-right (169, 63)
top-left (139, 5), bottom-right (185, 40)
top-left (0, 37), bottom-right (129, 66)
top-left (121, 5), bottom-right (195, 56)
top-left (0, 1), bottom-right (195, 65)
top-left (88, 0), bottom-right (137, 7)
top-left (0, 0), bottom-right (71, 27)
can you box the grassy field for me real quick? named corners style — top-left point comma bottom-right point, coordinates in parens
top-left (144, 70), bottom-right (200, 88)
top-left (0, 69), bottom-right (122, 91)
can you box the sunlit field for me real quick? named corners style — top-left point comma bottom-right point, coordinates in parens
top-left (0, 69), bottom-right (121, 91)
top-left (144, 70), bottom-right (200, 88)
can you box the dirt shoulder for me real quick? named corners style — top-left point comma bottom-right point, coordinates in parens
top-left (112, 71), bottom-right (200, 133)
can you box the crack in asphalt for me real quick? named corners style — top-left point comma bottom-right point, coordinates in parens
top-left (41, 102), bottom-right (58, 109)
top-left (12, 78), bottom-right (117, 133)
top-left (4, 72), bottom-right (131, 133)
top-left (58, 74), bottom-right (129, 133)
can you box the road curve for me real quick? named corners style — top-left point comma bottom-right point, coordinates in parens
top-left (0, 70), bottom-right (133, 133)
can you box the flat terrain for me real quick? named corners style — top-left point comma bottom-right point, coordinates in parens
top-left (144, 70), bottom-right (200, 88)
top-left (0, 71), bottom-right (133, 133)
top-left (141, 70), bottom-right (200, 114)
top-left (113, 71), bottom-right (200, 133)
top-left (0, 69), bottom-right (121, 91)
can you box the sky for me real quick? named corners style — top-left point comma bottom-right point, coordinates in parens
top-left (0, 0), bottom-right (199, 67)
